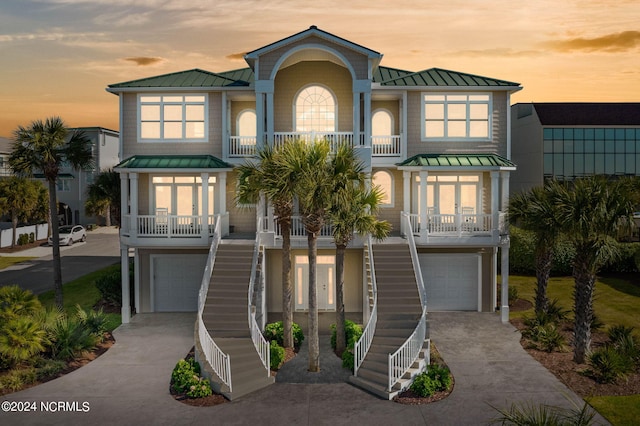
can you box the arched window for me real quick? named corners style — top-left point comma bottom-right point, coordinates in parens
top-left (372, 109), bottom-right (393, 136)
top-left (237, 109), bottom-right (256, 138)
top-left (295, 85), bottom-right (336, 132)
top-left (372, 170), bottom-right (394, 207)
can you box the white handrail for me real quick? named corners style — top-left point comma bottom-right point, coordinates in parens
top-left (354, 235), bottom-right (378, 376)
top-left (248, 216), bottom-right (270, 376)
top-left (197, 216), bottom-right (233, 392)
top-left (386, 214), bottom-right (428, 392)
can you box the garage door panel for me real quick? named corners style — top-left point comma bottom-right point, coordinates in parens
top-left (153, 255), bottom-right (207, 312)
top-left (419, 254), bottom-right (479, 311)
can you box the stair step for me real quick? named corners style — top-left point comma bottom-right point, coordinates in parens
top-left (357, 367), bottom-right (388, 387)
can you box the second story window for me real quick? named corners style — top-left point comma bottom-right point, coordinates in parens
top-left (139, 95), bottom-right (207, 142)
top-left (422, 94), bottom-right (491, 141)
top-left (295, 85), bottom-right (336, 132)
top-left (56, 178), bottom-right (71, 192)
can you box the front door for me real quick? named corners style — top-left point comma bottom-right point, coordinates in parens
top-left (295, 255), bottom-right (336, 311)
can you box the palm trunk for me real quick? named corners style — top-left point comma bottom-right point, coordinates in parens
top-left (10, 212), bottom-right (17, 249)
top-left (281, 219), bottom-right (294, 349)
top-left (308, 231), bottom-right (320, 372)
top-left (572, 256), bottom-right (596, 364)
top-left (105, 203), bottom-right (112, 227)
top-left (335, 243), bottom-right (347, 355)
top-left (48, 180), bottom-right (63, 309)
top-left (534, 245), bottom-right (553, 314)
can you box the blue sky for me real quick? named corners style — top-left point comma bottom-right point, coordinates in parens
top-left (1, 0), bottom-right (639, 135)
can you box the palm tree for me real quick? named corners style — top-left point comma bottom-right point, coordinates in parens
top-left (85, 169), bottom-right (121, 226)
top-left (507, 182), bottom-right (563, 314)
top-left (553, 176), bottom-right (635, 363)
top-left (9, 117), bottom-right (93, 309)
top-left (236, 144), bottom-right (299, 349)
top-left (330, 177), bottom-right (390, 355)
top-left (0, 177), bottom-right (42, 248)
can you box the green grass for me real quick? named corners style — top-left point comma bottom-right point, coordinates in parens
top-left (0, 256), bottom-right (36, 270)
top-left (38, 263), bottom-right (121, 331)
top-left (506, 274), bottom-right (640, 425)
top-left (586, 395), bottom-right (640, 426)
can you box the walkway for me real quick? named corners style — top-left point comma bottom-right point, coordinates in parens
top-left (1, 312), bottom-right (609, 425)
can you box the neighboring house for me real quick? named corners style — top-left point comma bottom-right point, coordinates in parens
top-left (33, 127), bottom-right (120, 226)
top-left (0, 137), bottom-right (12, 177)
top-left (510, 102), bottom-right (640, 194)
top-left (108, 26), bottom-right (521, 399)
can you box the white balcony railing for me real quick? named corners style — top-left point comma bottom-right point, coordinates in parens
top-left (268, 215), bottom-right (334, 238)
top-left (226, 132), bottom-right (401, 157)
top-left (121, 213), bottom-right (227, 240)
top-left (405, 213), bottom-right (493, 236)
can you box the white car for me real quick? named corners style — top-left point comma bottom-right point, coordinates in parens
top-left (49, 225), bottom-right (87, 246)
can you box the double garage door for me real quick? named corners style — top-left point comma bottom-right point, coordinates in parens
top-left (418, 254), bottom-right (480, 311)
top-left (152, 254), bottom-right (208, 312)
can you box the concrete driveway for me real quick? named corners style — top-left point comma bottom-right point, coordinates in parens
top-left (0, 226), bottom-right (120, 294)
top-left (1, 311), bottom-right (609, 425)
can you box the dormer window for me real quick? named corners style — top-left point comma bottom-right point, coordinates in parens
top-left (138, 94), bottom-right (207, 142)
top-left (422, 93), bottom-right (491, 141)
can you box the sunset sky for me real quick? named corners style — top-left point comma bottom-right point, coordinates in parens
top-left (1, 0), bottom-right (639, 137)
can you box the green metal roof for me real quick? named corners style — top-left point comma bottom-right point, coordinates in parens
top-left (217, 67), bottom-right (255, 85)
top-left (398, 154), bottom-right (516, 168)
top-left (372, 66), bottom-right (413, 83)
top-left (115, 155), bottom-right (232, 169)
top-left (379, 68), bottom-right (520, 87)
top-left (108, 69), bottom-right (251, 89)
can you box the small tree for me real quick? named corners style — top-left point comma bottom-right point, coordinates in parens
top-left (85, 169), bottom-right (121, 226)
top-left (0, 177), bottom-right (43, 248)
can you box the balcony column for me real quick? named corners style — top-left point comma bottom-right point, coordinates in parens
top-left (120, 172), bottom-right (129, 234)
top-left (256, 91), bottom-right (265, 149)
top-left (121, 245), bottom-right (131, 323)
top-left (363, 91), bottom-right (372, 148)
top-left (201, 173), bottom-right (209, 239)
top-left (218, 172), bottom-right (227, 236)
top-left (266, 92), bottom-right (274, 146)
top-left (419, 170), bottom-right (428, 240)
top-left (500, 236), bottom-right (510, 323)
top-left (353, 91), bottom-right (361, 145)
top-left (402, 171), bottom-right (411, 235)
top-left (222, 92), bottom-right (228, 159)
top-left (129, 173), bottom-right (138, 236)
top-left (500, 171), bottom-right (510, 211)
top-left (490, 171), bottom-right (499, 237)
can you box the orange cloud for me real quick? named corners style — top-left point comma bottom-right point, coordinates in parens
top-left (123, 57), bottom-right (164, 66)
top-left (545, 31), bottom-right (640, 53)
top-left (225, 52), bottom-right (247, 61)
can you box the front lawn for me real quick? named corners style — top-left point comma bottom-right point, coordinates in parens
top-left (507, 273), bottom-right (640, 425)
top-left (0, 256), bottom-right (36, 270)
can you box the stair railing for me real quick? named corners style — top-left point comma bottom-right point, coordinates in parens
top-left (386, 213), bottom-right (429, 392)
top-left (354, 234), bottom-right (378, 376)
top-left (197, 215), bottom-right (232, 391)
top-left (248, 216), bottom-right (270, 376)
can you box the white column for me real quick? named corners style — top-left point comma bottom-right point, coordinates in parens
top-left (419, 170), bottom-right (428, 240)
top-left (256, 92), bottom-right (265, 149)
top-left (266, 92), bottom-right (274, 146)
top-left (402, 171), bottom-right (411, 235)
top-left (500, 237), bottom-right (510, 323)
top-left (490, 171), bottom-right (499, 236)
top-left (353, 92), bottom-right (361, 145)
top-left (120, 172), bottom-right (129, 233)
top-left (201, 173), bottom-right (209, 239)
top-left (121, 245), bottom-right (131, 323)
top-left (129, 173), bottom-right (138, 236)
top-left (218, 172), bottom-right (227, 236)
top-left (363, 91), bottom-right (372, 147)
top-left (134, 248), bottom-right (140, 314)
top-left (500, 171), bottom-right (510, 211)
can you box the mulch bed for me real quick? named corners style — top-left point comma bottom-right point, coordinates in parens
top-left (394, 343), bottom-right (454, 405)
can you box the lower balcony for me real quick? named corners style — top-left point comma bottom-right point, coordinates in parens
top-left (404, 212), bottom-right (506, 246)
top-left (120, 213), bottom-right (229, 247)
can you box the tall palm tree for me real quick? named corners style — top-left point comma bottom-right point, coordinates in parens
top-left (507, 182), bottom-right (563, 314)
top-left (0, 177), bottom-right (42, 248)
top-left (553, 176), bottom-right (635, 363)
top-left (9, 117), bottom-right (93, 309)
top-left (236, 144), bottom-right (299, 349)
top-left (330, 177), bottom-right (390, 354)
top-left (85, 169), bottom-right (121, 226)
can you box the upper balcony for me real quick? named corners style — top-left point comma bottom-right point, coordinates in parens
top-left (227, 132), bottom-right (402, 163)
top-left (403, 211), bottom-right (507, 246)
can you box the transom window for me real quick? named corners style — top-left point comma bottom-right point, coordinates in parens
top-left (422, 94), bottom-right (491, 140)
top-left (295, 85), bottom-right (336, 132)
top-left (139, 95), bottom-right (207, 142)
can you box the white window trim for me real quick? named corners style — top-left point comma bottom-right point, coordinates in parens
top-left (137, 93), bottom-right (208, 143)
top-left (372, 169), bottom-right (394, 208)
top-left (293, 84), bottom-right (338, 132)
top-left (420, 92), bottom-right (492, 142)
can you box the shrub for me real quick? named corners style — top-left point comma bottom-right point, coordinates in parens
top-left (170, 358), bottom-right (212, 398)
top-left (587, 345), bottom-right (635, 384)
top-left (75, 305), bottom-right (108, 339)
top-left (507, 227), bottom-right (575, 276)
top-left (533, 324), bottom-right (566, 353)
top-left (48, 317), bottom-right (99, 361)
top-left (489, 400), bottom-right (596, 426)
top-left (33, 358), bottom-right (67, 380)
top-left (607, 325), bottom-right (639, 363)
top-left (94, 268), bottom-right (122, 307)
top-left (0, 285), bottom-right (43, 320)
top-left (29, 232), bottom-right (35, 243)
top-left (330, 320), bottom-right (363, 350)
top-left (0, 368), bottom-right (38, 392)
top-left (602, 242), bottom-right (640, 273)
top-left (17, 234), bottom-right (29, 246)
top-left (341, 349), bottom-right (355, 371)
top-left (0, 317), bottom-right (47, 367)
top-left (410, 364), bottom-right (452, 397)
top-left (270, 340), bottom-right (285, 370)
top-left (508, 286), bottom-right (519, 306)
top-left (263, 321), bottom-right (304, 349)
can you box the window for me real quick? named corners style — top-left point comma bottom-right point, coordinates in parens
top-left (237, 109), bottom-right (257, 146)
top-left (372, 110), bottom-right (393, 136)
top-left (56, 178), bottom-right (71, 192)
top-left (422, 94), bottom-right (491, 140)
top-left (372, 170), bottom-right (393, 207)
top-left (139, 95), bottom-right (207, 141)
top-left (151, 176), bottom-right (215, 216)
top-left (295, 85), bottom-right (336, 132)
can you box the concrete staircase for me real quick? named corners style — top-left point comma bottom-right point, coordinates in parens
top-left (201, 243), bottom-right (274, 400)
top-left (349, 243), bottom-right (428, 399)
